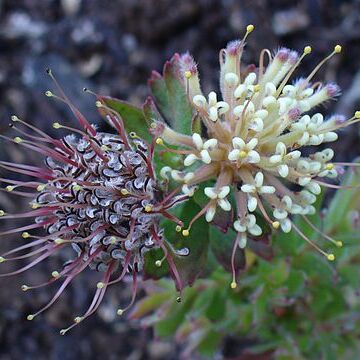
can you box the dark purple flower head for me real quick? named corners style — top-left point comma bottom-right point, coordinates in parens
top-left (0, 75), bottom-right (184, 333)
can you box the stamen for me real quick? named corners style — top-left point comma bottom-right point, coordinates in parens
top-left (116, 271), bottom-right (138, 316)
top-left (302, 215), bottom-right (342, 247)
top-left (95, 100), bottom-right (131, 149)
top-left (0, 161), bottom-right (53, 180)
top-left (54, 123), bottom-right (109, 162)
top-left (3, 134), bottom-right (81, 168)
top-left (74, 262), bottom-right (115, 324)
top-left (258, 49), bottom-right (272, 80)
top-left (164, 247), bottom-right (183, 292)
top-left (303, 45), bottom-right (342, 85)
top-left (275, 46), bottom-right (312, 97)
top-left (333, 162), bottom-right (360, 167)
top-left (255, 195), bottom-right (276, 227)
top-left (46, 68), bottom-right (96, 136)
top-left (156, 138), bottom-right (193, 155)
top-left (108, 253), bottom-right (131, 285)
top-left (182, 202), bottom-right (212, 235)
top-left (0, 243), bottom-right (60, 277)
top-left (0, 218), bottom-right (56, 237)
top-left (37, 248), bottom-right (103, 329)
top-left (314, 180), bottom-right (360, 190)
top-left (154, 246), bottom-right (169, 268)
top-left (230, 234), bottom-right (241, 289)
top-left (292, 222), bottom-right (335, 260)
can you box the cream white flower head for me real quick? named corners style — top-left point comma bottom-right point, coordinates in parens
top-left (156, 26), bottom-right (360, 287)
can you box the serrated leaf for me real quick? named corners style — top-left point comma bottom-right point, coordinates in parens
top-left (149, 55), bottom-right (193, 135)
top-left (143, 95), bottom-right (164, 123)
top-left (148, 70), bottom-right (171, 122)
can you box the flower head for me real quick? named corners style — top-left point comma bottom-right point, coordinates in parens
top-left (0, 74), bottom-right (186, 332)
top-left (154, 27), bottom-right (360, 287)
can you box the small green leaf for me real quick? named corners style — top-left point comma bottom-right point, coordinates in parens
top-left (129, 291), bottom-right (170, 319)
top-left (197, 329), bottom-right (222, 357)
top-left (286, 270), bottom-right (306, 296)
top-left (162, 199), bottom-right (210, 288)
top-left (149, 55), bottom-right (193, 135)
top-left (143, 95), bottom-right (164, 123)
top-left (209, 226), bottom-right (245, 274)
top-left (143, 248), bottom-right (169, 281)
top-left (155, 290), bottom-right (197, 337)
top-left (144, 199), bottom-right (209, 288)
top-left (205, 289), bottom-right (227, 322)
top-left (191, 113), bottom-right (202, 134)
top-left (325, 163), bottom-right (360, 233)
top-left (98, 96), bottom-right (152, 142)
top-left (142, 96), bottom-right (183, 175)
top-left (163, 56), bottom-right (193, 135)
top-left (267, 259), bottom-right (290, 285)
top-left (192, 288), bottom-right (216, 314)
top-left (148, 70), bottom-right (172, 122)
top-left (247, 234), bottom-right (274, 260)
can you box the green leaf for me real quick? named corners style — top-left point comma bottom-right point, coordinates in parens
top-left (143, 248), bottom-right (170, 281)
top-left (294, 252), bottom-right (333, 285)
top-left (148, 71), bottom-right (172, 122)
top-left (205, 289), bottom-right (227, 322)
top-left (267, 259), bottom-right (290, 286)
top-left (161, 200), bottom-right (210, 288)
top-left (324, 163), bottom-right (360, 233)
top-left (144, 199), bottom-right (209, 288)
top-left (155, 289), bottom-right (197, 337)
top-left (274, 227), bottom-right (304, 256)
top-left (98, 96), bottom-right (152, 142)
top-left (247, 234), bottom-right (274, 261)
top-left (191, 288), bottom-right (216, 317)
top-left (286, 269), bottom-right (306, 296)
top-left (191, 113), bottom-right (202, 134)
top-left (143, 95), bottom-right (165, 124)
top-left (149, 55), bottom-right (193, 135)
top-left (237, 304), bottom-right (254, 332)
top-left (197, 329), bottom-right (222, 357)
top-left (129, 291), bottom-right (170, 319)
top-left (209, 226), bottom-right (245, 275)
top-left (143, 96), bottom-right (184, 175)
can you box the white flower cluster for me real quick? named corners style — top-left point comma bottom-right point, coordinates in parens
top-left (156, 26), bottom-right (360, 267)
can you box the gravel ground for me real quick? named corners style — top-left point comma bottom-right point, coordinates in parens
top-left (0, 1), bottom-right (360, 359)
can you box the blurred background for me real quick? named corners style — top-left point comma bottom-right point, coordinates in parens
top-left (0, 0), bottom-right (359, 359)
